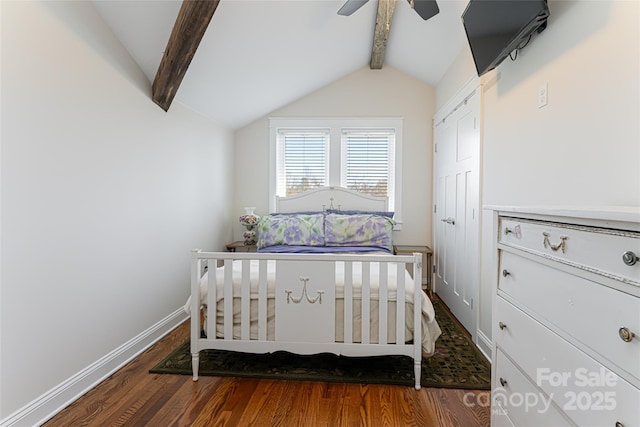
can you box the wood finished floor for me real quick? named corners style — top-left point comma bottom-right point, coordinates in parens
top-left (44, 310), bottom-right (491, 426)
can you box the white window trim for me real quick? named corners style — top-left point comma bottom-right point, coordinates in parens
top-left (269, 117), bottom-right (403, 229)
top-left (275, 128), bottom-right (330, 198)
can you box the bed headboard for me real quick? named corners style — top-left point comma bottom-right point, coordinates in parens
top-left (275, 186), bottom-right (388, 213)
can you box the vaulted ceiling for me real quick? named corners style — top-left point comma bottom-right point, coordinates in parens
top-left (93, 0), bottom-right (469, 129)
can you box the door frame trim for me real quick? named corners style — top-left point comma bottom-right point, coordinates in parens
top-left (432, 76), bottom-right (483, 342)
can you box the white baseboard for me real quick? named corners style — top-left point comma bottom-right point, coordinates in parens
top-left (0, 309), bottom-right (188, 427)
top-left (475, 329), bottom-right (492, 363)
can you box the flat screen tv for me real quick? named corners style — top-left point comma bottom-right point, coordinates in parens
top-left (462, 0), bottom-right (550, 76)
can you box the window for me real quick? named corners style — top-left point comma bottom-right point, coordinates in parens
top-left (270, 118), bottom-right (403, 227)
top-left (276, 130), bottom-right (328, 196)
top-left (341, 130), bottom-right (395, 207)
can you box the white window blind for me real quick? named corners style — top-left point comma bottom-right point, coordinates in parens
top-left (276, 131), bottom-right (328, 196)
top-left (342, 130), bottom-right (395, 200)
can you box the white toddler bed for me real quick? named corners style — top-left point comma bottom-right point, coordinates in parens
top-left (188, 187), bottom-right (441, 389)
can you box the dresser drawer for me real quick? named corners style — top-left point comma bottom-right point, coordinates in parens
top-left (499, 217), bottom-right (640, 286)
top-left (498, 250), bottom-right (640, 383)
top-left (494, 349), bottom-right (572, 427)
top-left (495, 296), bottom-right (640, 427)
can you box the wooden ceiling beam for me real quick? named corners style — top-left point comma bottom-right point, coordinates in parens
top-left (152, 0), bottom-right (220, 111)
top-left (370, 0), bottom-right (397, 69)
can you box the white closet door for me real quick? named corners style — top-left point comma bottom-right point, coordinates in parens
top-left (433, 87), bottom-right (481, 337)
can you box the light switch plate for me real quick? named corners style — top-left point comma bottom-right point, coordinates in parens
top-left (538, 82), bottom-right (548, 108)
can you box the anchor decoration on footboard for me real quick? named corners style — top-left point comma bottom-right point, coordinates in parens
top-left (285, 276), bottom-right (325, 304)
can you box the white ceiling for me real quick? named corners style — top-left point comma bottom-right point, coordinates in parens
top-left (93, 0), bottom-right (469, 129)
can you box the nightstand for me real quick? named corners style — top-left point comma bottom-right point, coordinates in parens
top-left (225, 241), bottom-right (257, 252)
top-left (393, 245), bottom-right (433, 293)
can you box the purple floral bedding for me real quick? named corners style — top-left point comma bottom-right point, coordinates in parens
top-left (256, 211), bottom-right (394, 253)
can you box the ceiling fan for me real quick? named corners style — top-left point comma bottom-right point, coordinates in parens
top-left (338, 0), bottom-right (440, 20)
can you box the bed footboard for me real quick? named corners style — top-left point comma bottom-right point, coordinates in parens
top-left (189, 249), bottom-right (424, 389)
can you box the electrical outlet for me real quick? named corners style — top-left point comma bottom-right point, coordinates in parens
top-left (538, 82), bottom-right (548, 108)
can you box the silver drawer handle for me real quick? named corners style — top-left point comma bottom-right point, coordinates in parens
top-left (499, 322), bottom-right (507, 330)
top-left (543, 232), bottom-right (568, 253)
top-left (622, 251), bottom-right (638, 266)
top-left (619, 327), bottom-right (636, 343)
top-left (499, 377), bottom-right (508, 387)
top-left (502, 269), bottom-right (511, 277)
top-left (616, 422), bottom-right (625, 427)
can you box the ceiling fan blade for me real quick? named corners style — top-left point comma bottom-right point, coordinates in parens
top-left (410, 0), bottom-right (439, 20)
top-left (337, 0), bottom-right (370, 16)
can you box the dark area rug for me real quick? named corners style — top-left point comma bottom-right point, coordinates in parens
top-left (150, 299), bottom-right (491, 389)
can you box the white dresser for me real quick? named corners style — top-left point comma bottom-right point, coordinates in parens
top-left (489, 207), bottom-right (640, 427)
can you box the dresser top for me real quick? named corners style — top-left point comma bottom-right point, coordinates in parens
top-left (484, 205), bottom-right (640, 229)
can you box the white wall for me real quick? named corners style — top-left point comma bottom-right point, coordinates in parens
top-left (435, 43), bottom-right (477, 113)
top-left (436, 0), bottom-right (640, 352)
top-left (234, 66), bottom-right (435, 246)
top-left (483, 0), bottom-right (639, 207)
top-left (1, 1), bottom-right (234, 418)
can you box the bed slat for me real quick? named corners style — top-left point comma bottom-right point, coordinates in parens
top-left (396, 262), bottom-right (405, 344)
top-left (258, 260), bottom-right (268, 341)
top-left (343, 261), bottom-right (353, 344)
top-left (240, 259), bottom-right (251, 340)
top-left (361, 261), bottom-right (370, 344)
top-left (378, 262), bottom-right (388, 345)
top-left (223, 259), bottom-right (233, 340)
top-left (206, 260), bottom-right (216, 342)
